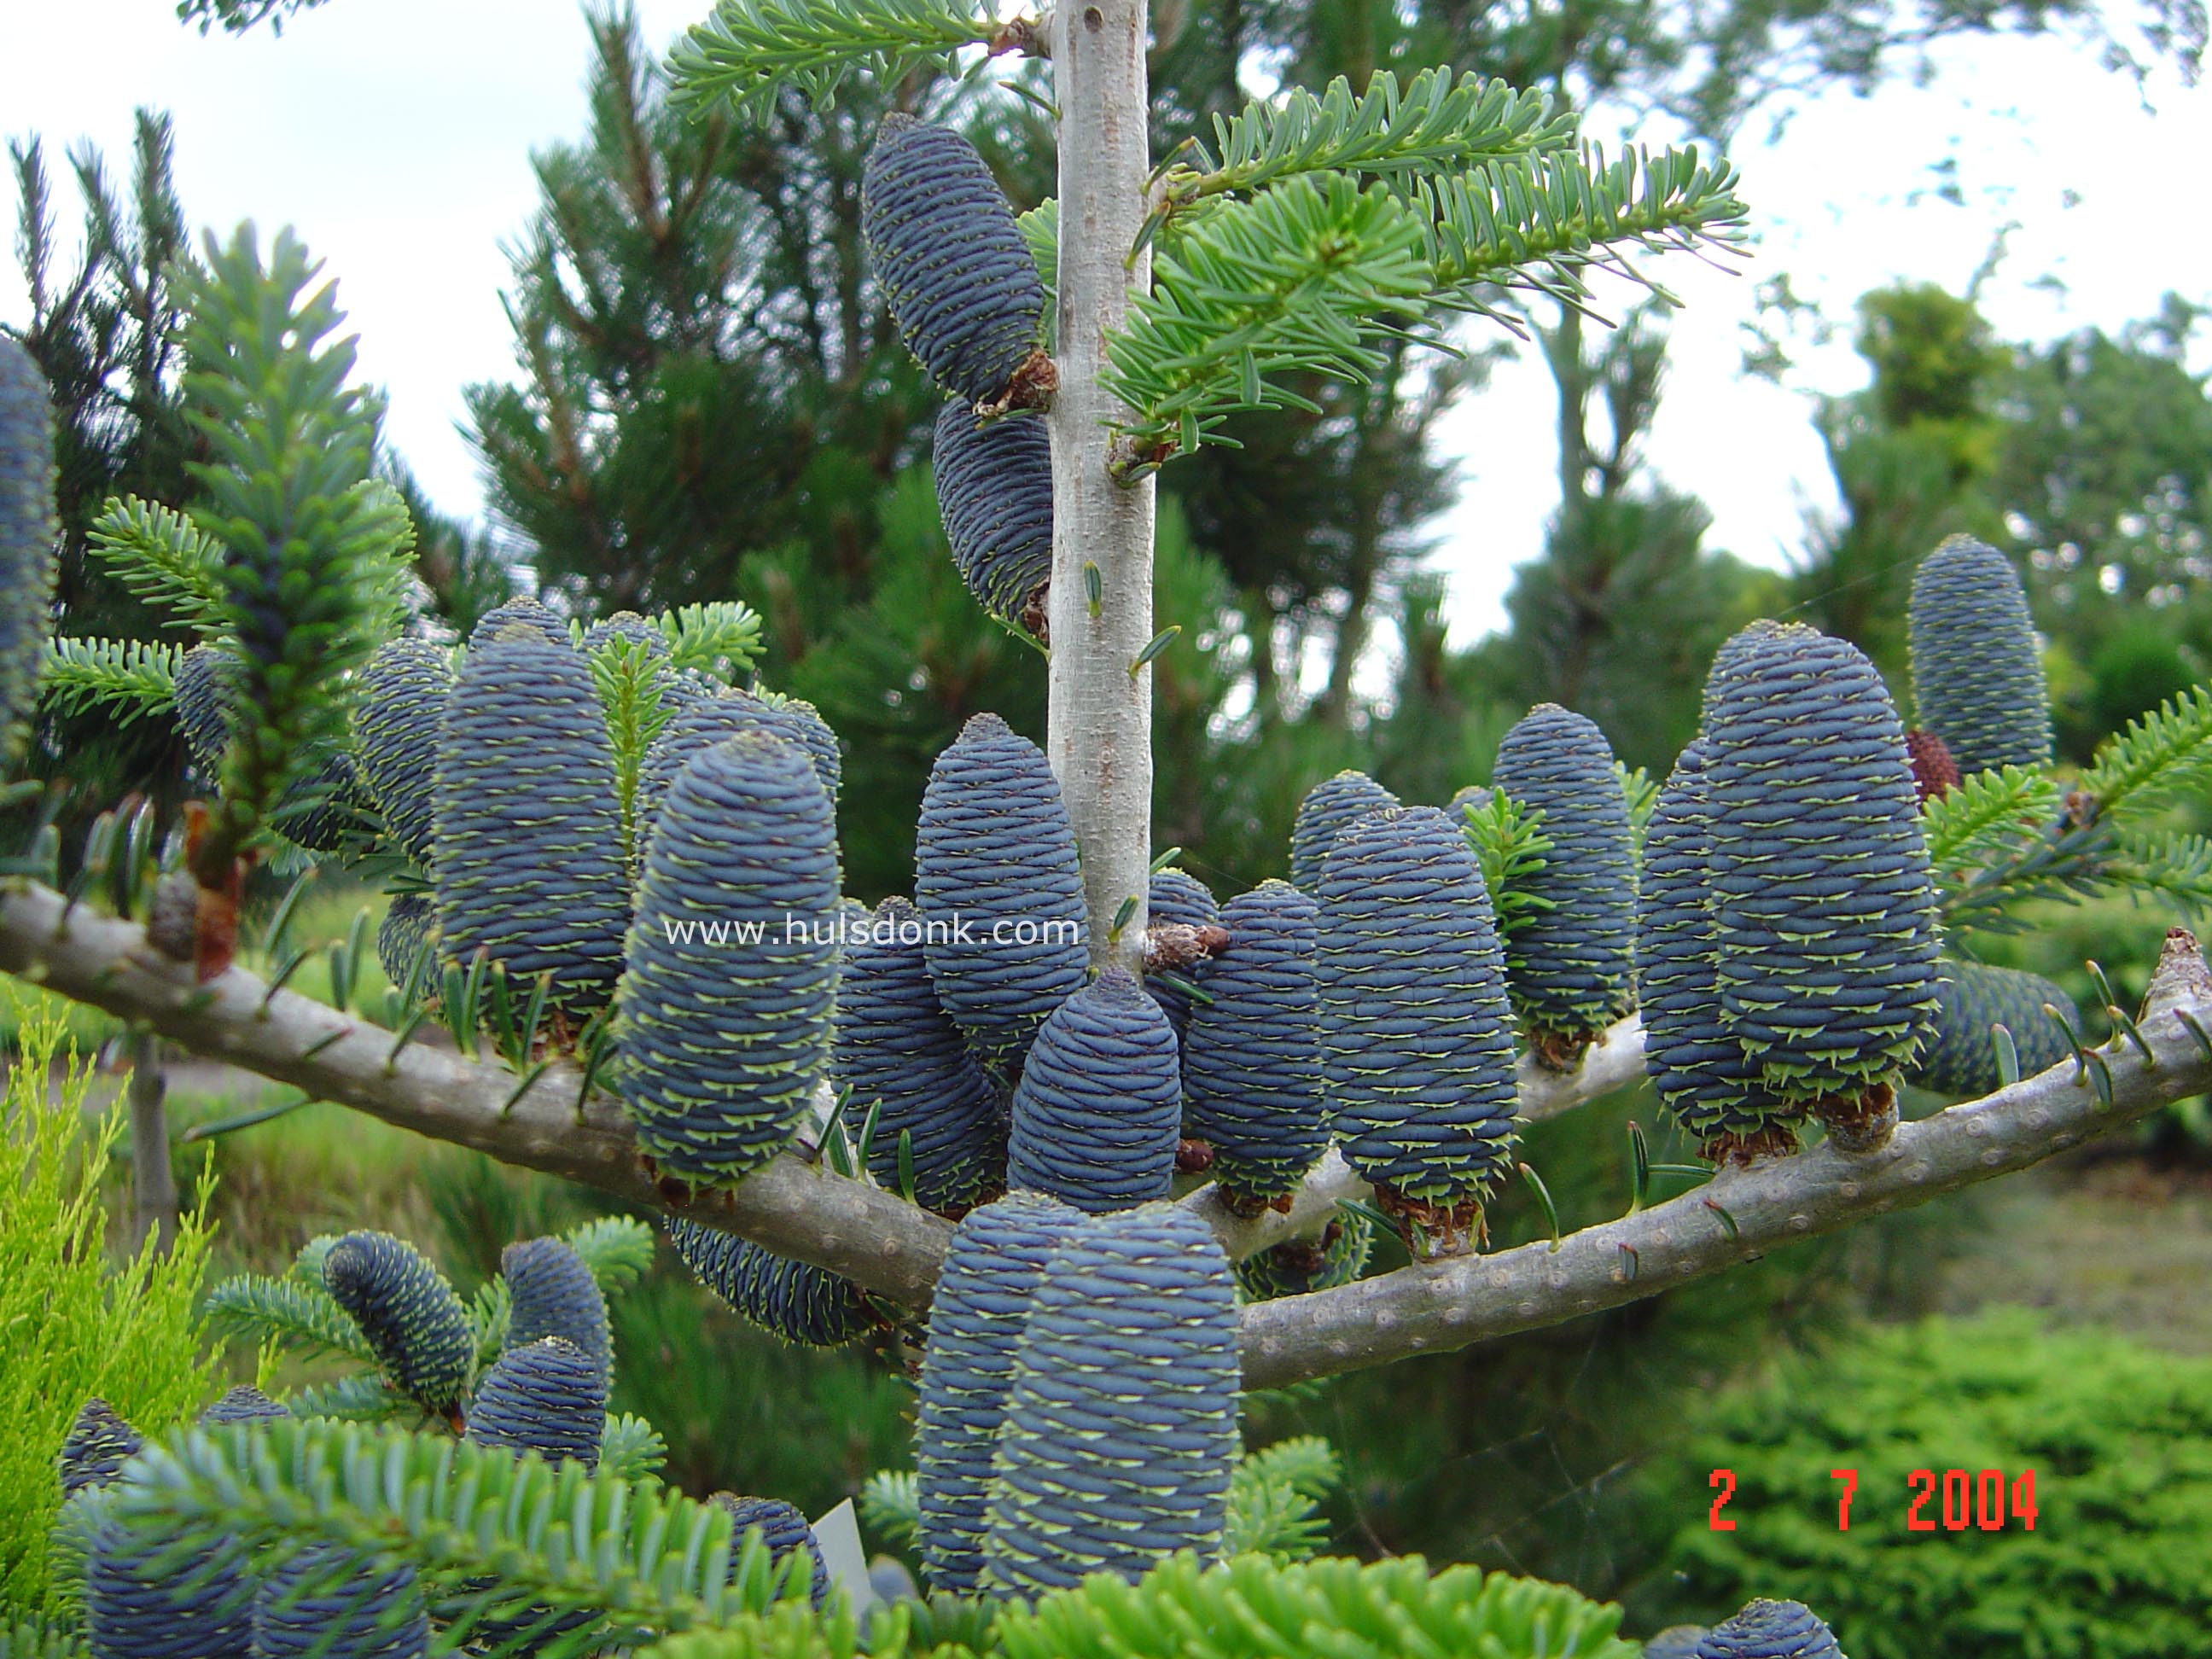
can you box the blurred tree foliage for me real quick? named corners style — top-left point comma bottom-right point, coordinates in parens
top-left (1626, 1309), bottom-right (2212, 1656)
top-left (451, 0), bottom-right (2209, 889)
top-left (1794, 280), bottom-right (2210, 762)
top-left (5, 113), bottom-right (198, 820)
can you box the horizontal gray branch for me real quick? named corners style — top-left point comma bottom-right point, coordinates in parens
top-left (1239, 928), bottom-right (2212, 1389)
top-left (0, 881), bottom-right (956, 1306)
top-left (14, 879), bottom-right (2200, 1397)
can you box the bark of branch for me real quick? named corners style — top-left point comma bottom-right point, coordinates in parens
top-left (1047, 0), bottom-right (1155, 973)
top-left (12, 881), bottom-right (2206, 1393)
top-left (1238, 928), bottom-right (2212, 1390)
top-left (0, 882), bottom-right (955, 1306)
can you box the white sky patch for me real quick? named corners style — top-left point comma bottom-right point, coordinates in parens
top-left (4, 5), bottom-right (2208, 651)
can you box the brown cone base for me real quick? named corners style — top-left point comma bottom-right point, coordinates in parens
top-left (1528, 1026), bottom-right (1598, 1073)
top-left (1262, 1220), bottom-right (1348, 1282)
top-left (1811, 1081), bottom-right (1899, 1155)
top-left (1376, 1183), bottom-right (1483, 1260)
top-left (1698, 1122), bottom-right (1802, 1167)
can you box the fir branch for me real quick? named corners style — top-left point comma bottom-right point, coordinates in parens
top-left (992, 1553), bottom-right (1639, 1659)
top-left (590, 636), bottom-right (678, 865)
top-left (1922, 764), bottom-right (2064, 874)
top-left (2077, 684), bottom-right (2212, 821)
top-left (201, 1272), bottom-right (378, 1365)
top-left (1415, 144), bottom-right (1748, 318)
top-left (85, 494), bottom-right (226, 632)
top-left (468, 1274), bottom-right (514, 1367)
top-left (0, 1615), bottom-right (90, 1659)
top-left (1018, 198), bottom-right (1058, 295)
top-left (1101, 175), bottom-right (1431, 466)
top-left (859, 1470), bottom-right (919, 1548)
top-left (284, 1371), bottom-right (422, 1425)
top-left (1225, 1438), bottom-right (1341, 1561)
top-left (1613, 762), bottom-right (1658, 848)
top-left (562, 1215), bottom-right (658, 1296)
top-left (178, 225), bottom-right (412, 871)
top-left (657, 601), bottom-right (765, 683)
top-left (2105, 828), bottom-right (2212, 921)
top-left (600, 1413), bottom-right (670, 1482)
top-left (1166, 69), bottom-right (1572, 206)
top-left (112, 1419), bottom-right (755, 1639)
top-left (668, 0), bottom-right (1006, 119)
top-left (39, 637), bottom-right (181, 725)
top-left (1458, 788), bottom-right (1554, 943)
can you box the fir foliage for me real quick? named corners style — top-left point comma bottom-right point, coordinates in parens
top-left (1161, 68), bottom-right (1572, 204)
top-left (175, 226), bottom-right (410, 870)
top-left (991, 1552), bottom-right (1639, 1659)
top-left (36, 638), bottom-right (180, 728)
top-left (671, 0), bottom-right (1004, 120)
top-left (1224, 1436), bottom-right (1342, 1561)
top-left (82, 495), bottom-right (222, 633)
top-left (103, 1418), bottom-right (764, 1640)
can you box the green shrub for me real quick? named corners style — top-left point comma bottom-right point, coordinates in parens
top-left (0, 1014), bottom-right (218, 1614)
top-left (1629, 1309), bottom-right (2212, 1657)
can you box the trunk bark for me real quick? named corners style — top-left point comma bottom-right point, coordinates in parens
top-left (126, 1029), bottom-right (177, 1256)
top-left (1047, 0), bottom-right (1157, 970)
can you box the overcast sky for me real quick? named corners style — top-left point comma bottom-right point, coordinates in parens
top-left (3, 1), bottom-right (2207, 644)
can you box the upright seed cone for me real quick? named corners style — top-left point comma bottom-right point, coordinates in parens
top-left (980, 1202), bottom-right (1240, 1597)
top-left (913, 713), bottom-right (1088, 1059)
top-left (1907, 533), bottom-right (2052, 775)
top-left (1006, 969), bottom-right (1183, 1213)
top-left (1488, 703), bottom-right (1639, 1052)
top-left (862, 117), bottom-right (1046, 406)
top-left (1182, 879), bottom-right (1324, 1209)
top-left (1317, 805), bottom-right (1518, 1245)
top-left (1703, 622), bottom-right (1942, 1143)
top-left (618, 731), bottom-right (840, 1184)
top-left (915, 1192), bottom-right (1088, 1596)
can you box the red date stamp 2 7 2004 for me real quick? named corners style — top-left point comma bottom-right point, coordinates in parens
top-left (1707, 1469), bottom-right (2040, 1533)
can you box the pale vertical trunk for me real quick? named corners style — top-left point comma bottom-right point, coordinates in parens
top-left (1047, 0), bottom-right (1156, 971)
top-left (127, 1029), bottom-right (178, 1256)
